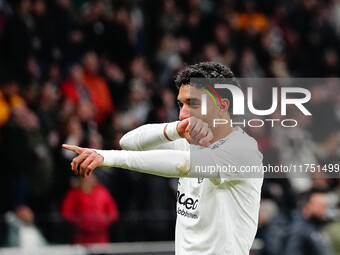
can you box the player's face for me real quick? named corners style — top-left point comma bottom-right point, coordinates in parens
top-left (177, 85), bottom-right (218, 125)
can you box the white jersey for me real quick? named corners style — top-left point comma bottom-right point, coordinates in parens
top-left (97, 124), bottom-right (263, 254)
top-left (173, 127), bottom-right (263, 254)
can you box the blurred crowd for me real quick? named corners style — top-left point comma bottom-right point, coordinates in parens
top-left (0, 0), bottom-right (340, 254)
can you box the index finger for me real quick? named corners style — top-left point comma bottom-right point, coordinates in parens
top-left (62, 144), bottom-right (83, 154)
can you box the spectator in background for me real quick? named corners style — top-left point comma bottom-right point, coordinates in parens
top-left (44, 63), bottom-right (62, 87)
top-left (60, 64), bottom-right (92, 107)
top-left (49, 0), bottom-right (84, 64)
top-left (82, 51), bottom-right (114, 125)
top-left (233, 0), bottom-right (268, 33)
top-left (119, 78), bottom-right (150, 130)
top-left (257, 199), bottom-right (279, 255)
top-left (129, 56), bottom-right (154, 85)
top-left (0, 0), bottom-right (11, 40)
top-left (59, 63), bottom-right (96, 138)
top-left (106, 4), bottom-right (134, 68)
top-left (272, 116), bottom-right (317, 193)
top-left (147, 88), bottom-right (177, 124)
top-left (81, 0), bottom-right (111, 56)
top-left (238, 48), bottom-right (265, 77)
top-left (159, 0), bottom-right (183, 35)
top-left (36, 82), bottom-right (60, 148)
top-left (256, 199), bottom-right (293, 255)
top-left (0, 0), bottom-right (34, 82)
top-left (30, 0), bottom-right (54, 67)
top-left (156, 34), bottom-right (182, 85)
top-left (284, 191), bottom-right (330, 255)
top-left (326, 196), bottom-right (340, 255)
top-left (0, 78), bottom-right (25, 127)
top-left (0, 77), bottom-right (54, 213)
top-left (103, 60), bottom-right (126, 108)
top-left (5, 205), bottom-right (47, 248)
top-left (61, 173), bottom-right (119, 244)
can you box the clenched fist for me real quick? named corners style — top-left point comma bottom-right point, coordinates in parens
top-left (177, 117), bottom-right (213, 147)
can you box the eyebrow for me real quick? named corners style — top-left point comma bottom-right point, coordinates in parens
top-left (177, 97), bottom-right (201, 104)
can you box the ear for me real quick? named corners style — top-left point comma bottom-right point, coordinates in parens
top-left (219, 98), bottom-right (230, 112)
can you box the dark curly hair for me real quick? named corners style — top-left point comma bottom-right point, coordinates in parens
top-left (175, 62), bottom-right (240, 113)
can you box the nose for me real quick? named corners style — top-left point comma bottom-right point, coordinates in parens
top-left (179, 104), bottom-right (190, 120)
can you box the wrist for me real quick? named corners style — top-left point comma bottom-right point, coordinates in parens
top-left (164, 121), bottom-right (181, 141)
top-left (91, 149), bottom-right (113, 167)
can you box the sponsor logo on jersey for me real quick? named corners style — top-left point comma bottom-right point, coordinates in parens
top-left (177, 208), bottom-right (198, 219)
top-left (176, 191), bottom-right (199, 210)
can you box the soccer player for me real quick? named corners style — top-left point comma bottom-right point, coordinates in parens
top-left (63, 62), bottom-right (263, 254)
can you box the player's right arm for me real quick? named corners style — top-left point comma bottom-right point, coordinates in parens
top-left (61, 117), bottom-right (214, 178)
top-left (120, 117), bottom-right (212, 151)
top-left (119, 121), bottom-right (182, 151)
